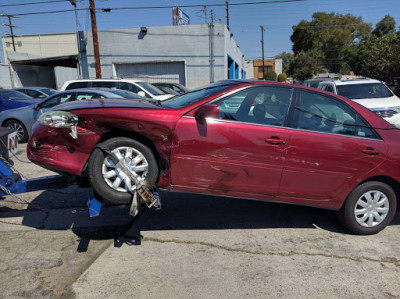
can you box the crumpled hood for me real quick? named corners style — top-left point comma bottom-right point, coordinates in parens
top-left (53, 98), bottom-right (164, 111)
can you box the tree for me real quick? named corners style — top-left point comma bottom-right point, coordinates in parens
top-left (291, 12), bottom-right (371, 72)
top-left (289, 50), bottom-right (326, 81)
top-left (274, 52), bottom-right (294, 75)
top-left (265, 71), bottom-right (277, 81)
top-left (372, 15), bottom-right (396, 37)
top-left (277, 73), bottom-right (288, 82)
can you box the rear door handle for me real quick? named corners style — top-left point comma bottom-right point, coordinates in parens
top-left (362, 147), bottom-right (379, 156)
top-left (265, 137), bottom-right (286, 145)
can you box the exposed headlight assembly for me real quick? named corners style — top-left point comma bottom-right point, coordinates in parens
top-left (38, 111), bottom-right (79, 139)
top-left (38, 111), bottom-right (78, 128)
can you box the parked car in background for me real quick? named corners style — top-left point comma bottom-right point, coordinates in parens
top-left (153, 85), bottom-right (180, 96)
top-left (152, 82), bottom-right (190, 94)
top-left (14, 87), bottom-right (57, 99)
top-left (28, 80), bottom-right (400, 235)
top-left (303, 77), bottom-right (334, 88)
top-left (0, 88), bottom-right (145, 142)
top-left (60, 79), bottom-right (174, 101)
top-left (318, 78), bottom-right (400, 125)
top-left (0, 89), bottom-right (38, 112)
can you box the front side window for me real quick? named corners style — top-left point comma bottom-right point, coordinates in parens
top-left (76, 93), bottom-right (105, 100)
top-left (214, 86), bottom-right (293, 126)
top-left (118, 82), bottom-right (142, 94)
top-left (0, 90), bottom-right (33, 100)
top-left (39, 93), bottom-right (73, 109)
top-left (295, 91), bottom-right (378, 138)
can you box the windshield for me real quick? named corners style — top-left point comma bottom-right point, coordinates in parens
top-left (0, 90), bottom-right (33, 100)
top-left (40, 88), bottom-right (57, 95)
top-left (109, 89), bottom-right (145, 99)
top-left (337, 83), bottom-right (393, 99)
top-left (162, 82), bottom-right (240, 109)
top-left (136, 82), bottom-right (165, 96)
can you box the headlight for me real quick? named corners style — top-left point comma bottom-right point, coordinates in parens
top-left (38, 111), bottom-right (78, 128)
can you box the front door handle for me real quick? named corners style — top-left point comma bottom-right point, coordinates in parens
top-left (362, 147), bottom-right (379, 156)
top-left (265, 137), bottom-right (286, 145)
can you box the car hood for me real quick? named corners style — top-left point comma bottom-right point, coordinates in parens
top-left (352, 95), bottom-right (400, 109)
top-left (54, 98), bottom-right (164, 111)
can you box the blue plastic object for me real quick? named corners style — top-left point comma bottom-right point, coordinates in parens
top-left (87, 198), bottom-right (102, 217)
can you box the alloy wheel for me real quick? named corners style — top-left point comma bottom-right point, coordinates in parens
top-left (354, 190), bottom-right (389, 228)
top-left (102, 146), bottom-right (149, 192)
top-left (7, 122), bottom-right (25, 141)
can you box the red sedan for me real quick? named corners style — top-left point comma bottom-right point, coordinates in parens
top-left (28, 80), bottom-right (400, 234)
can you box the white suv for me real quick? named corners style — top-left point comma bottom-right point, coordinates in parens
top-left (318, 78), bottom-right (400, 125)
top-left (60, 79), bottom-right (174, 101)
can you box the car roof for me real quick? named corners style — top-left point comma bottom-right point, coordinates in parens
top-left (63, 78), bottom-right (145, 84)
top-left (333, 78), bottom-right (381, 86)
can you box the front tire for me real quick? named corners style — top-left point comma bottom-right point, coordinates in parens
top-left (88, 137), bottom-right (159, 205)
top-left (4, 120), bottom-right (28, 143)
top-left (338, 181), bottom-right (397, 235)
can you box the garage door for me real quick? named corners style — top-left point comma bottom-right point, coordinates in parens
top-left (115, 61), bottom-right (186, 85)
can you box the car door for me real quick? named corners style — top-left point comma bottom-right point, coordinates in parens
top-left (279, 90), bottom-right (388, 206)
top-left (170, 85), bottom-right (294, 197)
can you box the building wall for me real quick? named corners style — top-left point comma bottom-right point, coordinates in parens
top-left (0, 64), bottom-right (12, 88)
top-left (224, 27), bottom-right (244, 80)
top-left (2, 33), bottom-right (78, 62)
top-left (82, 23), bottom-right (242, 89)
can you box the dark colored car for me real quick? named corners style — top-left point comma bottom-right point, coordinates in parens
top-left (0, 89), bottom-right (38, 111)
top-left (153, 82), bottom-right (190, 94)
top-left (14, 87), bottom-right (57, 99)
top-left (0, 88), bottom-right (145, 142)
top-left (28, 80), bottom-right (400, 234)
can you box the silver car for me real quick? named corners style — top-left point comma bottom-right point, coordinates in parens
top-left (0, 88), bottom-right (144, 142)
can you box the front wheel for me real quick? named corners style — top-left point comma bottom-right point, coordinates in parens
top-left (337, 181), bottom-right (397, 235)
top-left (4, 120), bottom-right (28, 143)
top-left (88, 137), bottom-right (159, 205)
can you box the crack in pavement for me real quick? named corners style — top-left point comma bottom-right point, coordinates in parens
top-left (143, 237), bottom-right (400, 267)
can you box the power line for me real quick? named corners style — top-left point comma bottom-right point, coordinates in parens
top-left (0, 0), bottom-right (67, 8)
top-left (7, 0), bottom-right (305, 17)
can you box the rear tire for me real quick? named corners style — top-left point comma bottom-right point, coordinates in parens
top-left (88, 137), bottom-right (158, 205)
top-left (4, 120), bottom-right (28, 143)
top-left (337, 181), bottom-right (397, 235)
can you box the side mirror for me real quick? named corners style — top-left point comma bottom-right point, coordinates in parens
top-left (33, 103), bottom-right (40, 110)
top-left (138, 91), bottom-right (146, 97)
top-left (194, 104), bottom-right (219, 121)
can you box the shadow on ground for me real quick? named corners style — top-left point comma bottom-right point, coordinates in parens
top-left (1, 186), bottom-right (400, 248)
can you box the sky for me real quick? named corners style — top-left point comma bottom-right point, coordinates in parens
top-left (0, 0), bottom-right (399, 63)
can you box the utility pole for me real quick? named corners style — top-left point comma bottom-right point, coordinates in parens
top-left (209, 10), bottom-right (214, 83)
top-left (225, 0), bottom-right (230, 30)
top-left (260, 25), bottom-right (265, 79)
top-left (2, 15), bottom-right (18, 51)
top-left (89, 0), bottom-right (101, 78)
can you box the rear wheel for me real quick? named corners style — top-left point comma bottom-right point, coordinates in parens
top-left (88, 137), bottom-right (159, 205)
top-left (337, 181), bottom-right (397, 235)
top-left (4, 120), bottom-right (28, 143)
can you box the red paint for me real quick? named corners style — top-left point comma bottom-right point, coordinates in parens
top-left (27, 81), bottom-right (400, 210)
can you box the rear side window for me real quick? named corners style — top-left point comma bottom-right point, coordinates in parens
top-left (295, 91), bottom-right (378, 139)
top-left (92, 81), bottom-right (117, 88)
top-left (75, 92), bottom-right (105, 100)
top-left (66, 82), bottom-right (89, 90)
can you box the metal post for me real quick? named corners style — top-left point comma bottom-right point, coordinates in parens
top-left (89, 0), bottom-right (101, 78)
top-left (225, 0), bottom-right (230, 30)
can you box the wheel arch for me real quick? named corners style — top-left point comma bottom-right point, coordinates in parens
top-left (83, 128), bottom-right (165, 177)
top-left (341, 176), bottom-right (400, 211)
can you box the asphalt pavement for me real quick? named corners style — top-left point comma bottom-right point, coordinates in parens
top-left (1, 144), bottom-right (400, 298)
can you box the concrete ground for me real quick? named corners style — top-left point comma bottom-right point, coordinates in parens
top-left (1, 144), bottom-right (400, 298)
